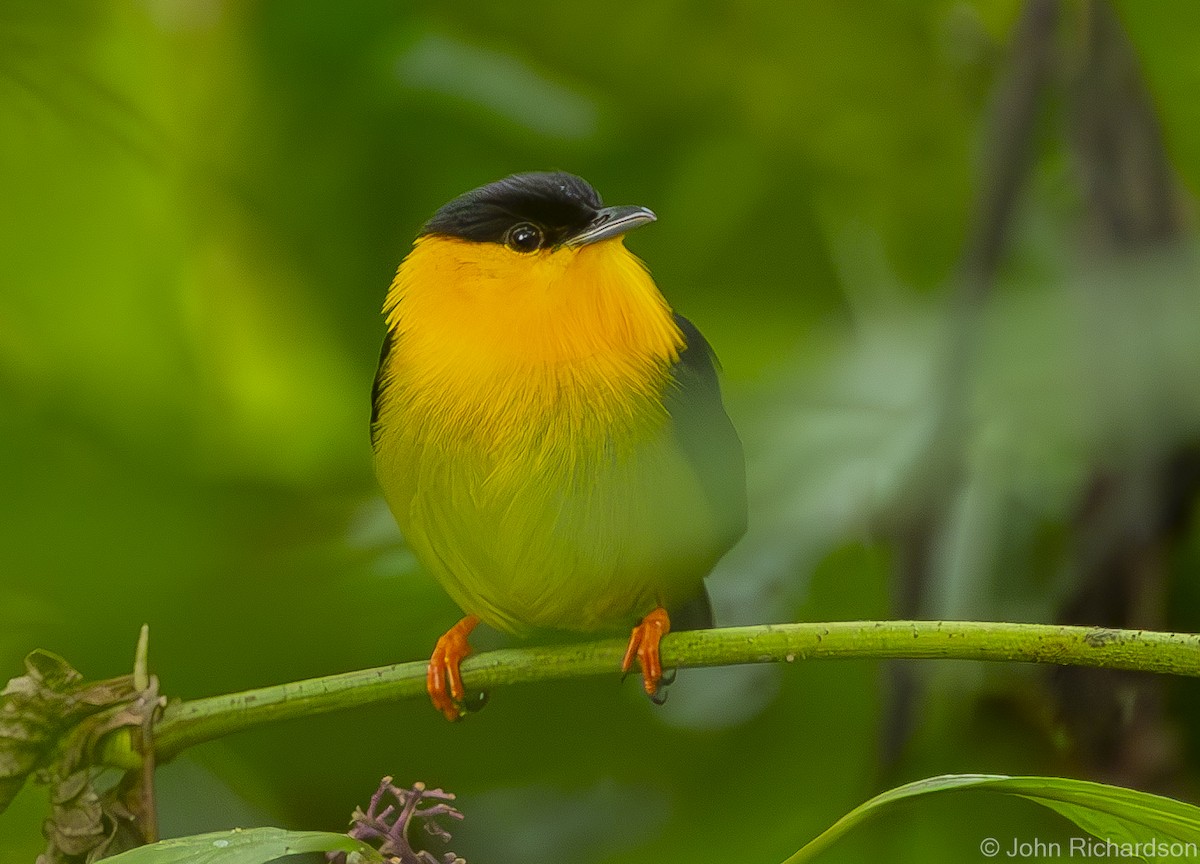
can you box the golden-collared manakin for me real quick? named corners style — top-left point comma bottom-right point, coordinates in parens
top-left (370, 172), bottom-right (746, 720)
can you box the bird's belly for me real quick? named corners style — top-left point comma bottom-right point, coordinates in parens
top-left (379, 427), bottom-right (721, 634)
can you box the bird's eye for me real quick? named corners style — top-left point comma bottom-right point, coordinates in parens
top-left (505, 223), bottom-right (544, 253)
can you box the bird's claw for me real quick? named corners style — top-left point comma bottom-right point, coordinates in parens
top-left (621, 607), bottom-right (672, 698)
top-left (427, 616), bottom-right (479, 721)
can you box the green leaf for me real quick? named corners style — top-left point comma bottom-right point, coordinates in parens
top-left (98, 828), bottom-right (383, 864)
top-left (784, 774), bottom-right (1200, 863)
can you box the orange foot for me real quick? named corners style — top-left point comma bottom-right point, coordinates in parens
top-left (427, 615), bottom-right (479, 722)
top-left (621, 607), bottom-right (672, 701)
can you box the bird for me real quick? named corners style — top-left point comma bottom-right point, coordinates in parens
top-left (370, 171), bottom-right (746, 721)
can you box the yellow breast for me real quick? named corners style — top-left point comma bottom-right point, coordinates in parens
top-left (377, 235), bottom-right (684, 460)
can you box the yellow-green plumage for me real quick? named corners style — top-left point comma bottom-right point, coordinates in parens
top-left (371, 172), bottom-right (745, 637)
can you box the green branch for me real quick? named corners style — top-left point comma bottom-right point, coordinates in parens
top-left (98, 620), bottom-right (1200, 768)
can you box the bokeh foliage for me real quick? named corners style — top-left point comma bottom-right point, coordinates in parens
top-left (3, 1), bottom-right (1200, 862)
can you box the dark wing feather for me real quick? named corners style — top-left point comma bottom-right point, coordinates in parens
top-left (663, 315), bottom-right (748, 630)
top-left (369, 331), bottom-right (393, 447)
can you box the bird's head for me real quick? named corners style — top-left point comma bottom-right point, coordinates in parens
top-left (386, 172), bottom-right (677, 369)
top-left (422, 170), bottom-right (655, 256)
top-left (392, 172), bottom-right (656, 305)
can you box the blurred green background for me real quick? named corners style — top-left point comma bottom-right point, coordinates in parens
top-left (4, 1), bottom-right (1200, 861)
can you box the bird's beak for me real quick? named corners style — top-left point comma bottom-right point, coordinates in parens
top-left (565, 205), bottom-right (657, 247)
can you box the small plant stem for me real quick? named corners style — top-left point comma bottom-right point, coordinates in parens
top-left (97, 620), bottom-right (1200, 769)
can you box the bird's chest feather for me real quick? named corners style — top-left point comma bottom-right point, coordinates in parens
top-left (380, 339), bottom-right (676, 515)
top-left (376, 237), bottom-right (686, 510)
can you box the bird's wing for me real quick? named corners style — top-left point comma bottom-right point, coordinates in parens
top-left (368, 332), bottom-right (393, 447)
top-left (662, 315), bottom-right (748, 629)
top-left (667, 315), bottom-right (748, 546)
